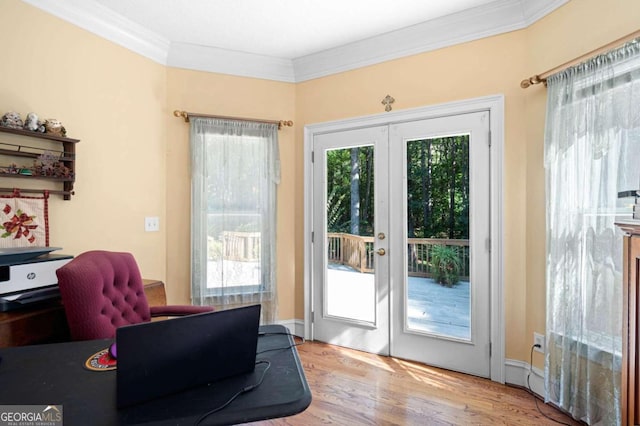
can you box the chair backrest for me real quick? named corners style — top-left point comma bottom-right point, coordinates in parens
top-left (56, 250), bottom-right (151, 340)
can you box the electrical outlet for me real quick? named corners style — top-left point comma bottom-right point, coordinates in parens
top-left (533, 332), bottom-right (545, 353)
top-left (144, 216), bottom-right (160, 232)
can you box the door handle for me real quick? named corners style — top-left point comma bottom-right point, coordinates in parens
top-left (376, 248), bottom-right (386, 256)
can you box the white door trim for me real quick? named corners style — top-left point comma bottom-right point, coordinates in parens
top-left (303, 94), bottom-right (505, 383)
top-left (312, 126), bottom-right (391, 355)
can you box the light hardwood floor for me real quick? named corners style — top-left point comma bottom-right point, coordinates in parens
top-left (251, 340), bottom-right (583, 425)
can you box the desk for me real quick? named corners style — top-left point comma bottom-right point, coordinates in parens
top-left (0, 279), bottom-right (166, 347)
top-left (0, 324), bottom-right (311, 425)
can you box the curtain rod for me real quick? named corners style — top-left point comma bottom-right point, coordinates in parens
top-left (520, 29), bottom-right (640, 89)
top-left (173, 110), bottom-right (293, 130)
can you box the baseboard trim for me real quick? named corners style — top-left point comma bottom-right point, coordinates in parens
top-left (275, 319), bottom-right (305, 337)
top-left (505, 358), bottom-right (544, 397)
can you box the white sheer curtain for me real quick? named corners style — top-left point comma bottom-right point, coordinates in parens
top-left (544, 39), bottom-right (640, 425)
top-left (190, 117), bottom-right (280, 323)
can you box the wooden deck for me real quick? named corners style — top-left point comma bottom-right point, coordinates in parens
top-left (327, 264), bottom-right (471, 340)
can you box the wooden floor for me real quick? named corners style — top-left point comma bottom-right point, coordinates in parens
top-left (250, 340), bottom-right (583, 426)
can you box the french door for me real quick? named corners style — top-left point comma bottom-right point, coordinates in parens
top-left (312, 126), bottom-right (390, 354)
top-left (311, 111), bottom-right (491, 377)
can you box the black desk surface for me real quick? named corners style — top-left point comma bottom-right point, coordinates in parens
top-left (0, 324), bottom-right (311, 425)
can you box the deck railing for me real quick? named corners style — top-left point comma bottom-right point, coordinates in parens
top-left (407, 238), bottom-right (469, 280)
top-left (327, 233), bottom-right (470, 279)
top-left (327, 233), bottom-right (375, 273)
top-left (221, 231), bottom-right (261, 261)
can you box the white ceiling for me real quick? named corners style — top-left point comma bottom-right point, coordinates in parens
top-left (89, 0), bottom-right (500, 59)
top-left (23, 0), bottom-right (568, 82)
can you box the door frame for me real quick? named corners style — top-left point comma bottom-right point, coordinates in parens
top-left (303, 94), bottom-right (505, 383)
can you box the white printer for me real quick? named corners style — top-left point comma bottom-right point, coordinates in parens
top-left (0, 247), bottom-right (72, 312)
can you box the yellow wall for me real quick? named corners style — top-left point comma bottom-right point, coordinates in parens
top-left (295, 32), bottom-right (530, 360)
top-left (295, 0), bottom-right (640, 364)
top-left (165, 68), bottom-right (296, 319)
top-left (522, 0), bottom-right (640, 365)
top-left (2, 0), bottom-right (639, 366)
top-left (0, 1), bottom-right (168, 281)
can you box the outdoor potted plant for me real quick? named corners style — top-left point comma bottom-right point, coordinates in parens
top-left (430, 245), bottom-right (462, 287)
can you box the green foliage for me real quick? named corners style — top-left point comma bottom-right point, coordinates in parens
top-left (327, 187), bottom-right (349, 232)
top-left (430, 245), bottom-right (462, 287)
top-left (326, 146), bottom-right (374, 235)
top-left (207, 236), bottom-right (223, 260)
top-left (325, 136), bottom-right (470, 240)
top-left (406, 136), bottom-right (469, 239)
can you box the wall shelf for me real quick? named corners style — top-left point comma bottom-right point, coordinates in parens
top-left (0, 126), bottom-right (80, 144)
top-left (0, 126), bottom-right (79, 200)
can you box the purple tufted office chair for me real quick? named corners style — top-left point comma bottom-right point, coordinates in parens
top-left (56, 250), bottom-right (213, 341)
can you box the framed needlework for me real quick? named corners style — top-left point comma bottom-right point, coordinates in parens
top-left (0, 190), bottom-right (49, 248)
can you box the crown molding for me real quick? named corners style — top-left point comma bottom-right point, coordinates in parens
top-left (293, 0), bottom-right (568, 82)
top-left (22, 0), bottom-right (170, 65)
top-left (522, 0), bottom-right (569, 26)
top-left (22, 0), bottom-right (568, 83)
top-left (167, 43), bottom-right (296, 83)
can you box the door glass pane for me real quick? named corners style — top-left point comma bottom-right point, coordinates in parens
top-left (325, 145), bottom-right (375, 323)
top-left (405, 135), bottom-right (471, 340)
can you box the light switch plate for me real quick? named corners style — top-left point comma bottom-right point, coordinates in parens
top-left (144, 216), bottom-right (159, 232)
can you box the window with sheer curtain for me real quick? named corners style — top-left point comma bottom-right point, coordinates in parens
top-left (189, 117), bottom-right (280, 323)
top-left (544, 38), bottom-right (640, 425)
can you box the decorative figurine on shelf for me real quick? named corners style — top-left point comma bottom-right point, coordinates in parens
top-left (23, 112), bottom-right (45, 133)
top-left (33, 151), bottom-right (72, 178)
top-left (44, 119), bottom-right (66, 137)
top-left (34, 151), bottom-right (58, 176)
top-left (1, 111), bottom-right (23, 130)
top-left (2, 164), bottom-right (19, 175)
top-left (23, 112), bottom-right (38, 131)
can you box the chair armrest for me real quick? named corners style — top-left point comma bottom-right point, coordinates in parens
top-left (150, 305), bottom-right (214, 317)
